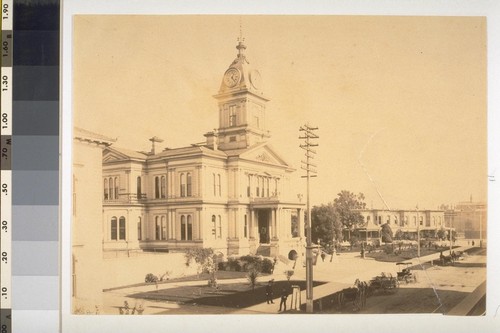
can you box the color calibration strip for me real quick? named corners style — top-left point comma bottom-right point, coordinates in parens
top-left (1, 0), bottom-right (13, 332)
top-left (3, 1), bottom-right (60, 332)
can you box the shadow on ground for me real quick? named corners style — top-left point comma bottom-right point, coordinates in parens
top-left (129, 280), bottom-right (324, 308)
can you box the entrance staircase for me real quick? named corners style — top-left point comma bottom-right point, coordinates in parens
top-left (255, 244), bottom-right (271, 257)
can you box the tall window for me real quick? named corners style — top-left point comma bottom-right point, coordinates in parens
top-left (260, 177), bottom-right (264, 197)
top-left (217, 174), bottom-right (221, 196)
top-left (161, 216), bottom-right (167, 240)
top-left (229, 106), bottom-right (237, 126)
top-left (155, 176), bottom-right (160, 199)
top-left (104, 178), bottom-right (108, 200)
top-left (256, 177), bottom-right (260, 197)
top-left (217, 215), bottom-right (222, 239)
top-left (180, 173), bottom-right (186, 197)
top-left (266, 178), bottom-right (270, 197)
top-left (161, 176), bottom-right (166, 198)
top-left (367, 216), bottom-right (371, 224)
top-left (419, 216), bottom-right (423, 226)
top-left (110, 217), bottom-right (117, 240)
top-left (114, 177), bottom-right (119, 199)
top-left (378, 216), bottom-right (382, 225)
top-left (181, 215), bottom-right (186, 240)
top-left (274, 179), bottom-right (278, 196)
top-left (137, 217), bottom-right (142, 240)
top-left (213, 173), bottom-right (216, 196)
top-left (109, 178), bottom-right (114, 199)
top-left (413, 216), bottom-right (417, 226)
top-left (291, 214), bottom-right (298, 238)
top-left (211, 215), bottom-right (216, 239)
top-left (155, 217), bottom-right (161, 240)
top-left (187, 215), bottom-right (193, 241)
top-left (244, 215), bottom-right (248, 238)
top-left (247, 175), bottom-right (251, 197)
top-left (187, 173), bottom-right (192, 197)
top-left (137, 176), bottom-right (142, 199)
top-left (119, 217), bottom-right (126, 240)
top-left (432, 217), bottom-right (436, 226)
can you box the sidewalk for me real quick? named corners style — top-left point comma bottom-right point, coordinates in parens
top-left (102, 246), bottom-right (474, 314)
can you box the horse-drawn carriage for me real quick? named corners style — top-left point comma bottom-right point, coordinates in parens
top-left (368, 272), bottom-right (399, 295)
top-left (396, 262), bottom-right (417, 283)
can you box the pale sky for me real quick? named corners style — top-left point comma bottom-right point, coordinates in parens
top-left (73, 15), bottom-right (487, 209)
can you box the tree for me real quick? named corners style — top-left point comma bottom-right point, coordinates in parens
top-left (185, 248), bottom-right (219, 287)
top-left (334, 191), bottom-right (366, 239)
top-left (311, 190), bottom-right (366, 246)
top-left (381, 223), bottom-right (393, 244)
top-left (437, 228), bottom-right (446, 240)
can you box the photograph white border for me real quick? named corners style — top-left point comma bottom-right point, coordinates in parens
top-left (60, 1), bottom-right (500, 332)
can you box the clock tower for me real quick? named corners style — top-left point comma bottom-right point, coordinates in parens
top-left (208, 39), bottom-right (270, 151)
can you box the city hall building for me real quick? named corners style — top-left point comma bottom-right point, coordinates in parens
top-left (101, 40), bottom-right (305, 259)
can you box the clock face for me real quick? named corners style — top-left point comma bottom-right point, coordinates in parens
top-left (224, 68), bottom-right (241, 88)
top-left (250, 70), bottom-right (262, 89)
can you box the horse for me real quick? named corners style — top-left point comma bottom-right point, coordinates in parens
top-left (336, 279), bottom-right (368, 312)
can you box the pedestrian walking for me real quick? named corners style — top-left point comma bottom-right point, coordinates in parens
top-left (265, 280), bottom-right (274, 304)
top-left (278, 287), bottom-right (288, 312)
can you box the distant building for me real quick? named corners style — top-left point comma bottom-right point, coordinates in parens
top-left (355, 208), bottom-right (447, 243)
top-left (450, 199), bottom-right (487, 239)
top-left (101, 39), bottom-right (305, 260)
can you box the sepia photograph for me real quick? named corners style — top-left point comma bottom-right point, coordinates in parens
top-left (71, 15), bottom-right (487, 316)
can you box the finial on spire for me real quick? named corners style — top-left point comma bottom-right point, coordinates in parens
top-left (236, 16), bottom-right (246, 57)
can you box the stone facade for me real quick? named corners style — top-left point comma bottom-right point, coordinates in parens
top-left (101, 40), bottom-right (305, 260)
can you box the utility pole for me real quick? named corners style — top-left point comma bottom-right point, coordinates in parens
top-left (299, 123), bottom-right (318, 313)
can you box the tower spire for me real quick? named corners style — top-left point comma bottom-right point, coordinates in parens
top-left (236, 17), bottom-right (246, 57)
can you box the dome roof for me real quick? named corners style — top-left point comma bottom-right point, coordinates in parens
top-left (218, 40), bottom-right (265, 98)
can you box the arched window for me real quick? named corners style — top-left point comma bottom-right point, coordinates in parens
top-left (119, 217), bottom-right (126, 240)
top-left (155, 216), bottom-right (160, 240)
top-left (137, 217), bottom-right (142, 240)
top-left (212, 215), bottom-right (216, 239)
top-left (187, 215), bottom-right (193, 240)
top-left (114, 177), bottom-right (119, 199)
top-left (109, 178), bottom-right (114, 199)
top-left (161, 216), bottom-right (167, 240)
top-left (180, 173), bottom-right (186, 197)
top-left (155, 176), bottom-right (160, 199)
top-left (137, 176), bottom-right (142, 199)
top-left (110, 217), bottom-right (117, 240)
top-left (217, 215), bottom-right (222, 239)
top-left (104, 178), bottom-right (108, 200)
top-left (161, 176), bottom-right (166, 198)
top-left (181, 215), bottom-right (186, 240)
top-left (187, 173), bottom-right (192, 197)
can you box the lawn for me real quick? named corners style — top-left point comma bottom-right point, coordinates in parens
top-left (129, 280), bottom-right (325, 308)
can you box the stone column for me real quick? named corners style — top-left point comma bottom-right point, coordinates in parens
top-left (298, 208), bottom-right (304, 238)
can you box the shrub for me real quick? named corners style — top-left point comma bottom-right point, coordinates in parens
top-left (261, 258), bottom-right (274, 274)
top-left (145, 273), bottom-right (158, 283)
